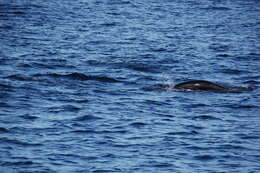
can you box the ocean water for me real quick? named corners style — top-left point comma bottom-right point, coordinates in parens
top-left (0, 0), bottom-right (260, 172)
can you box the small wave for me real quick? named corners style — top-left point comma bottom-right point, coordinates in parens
top-left (190, 103), bottom-right (209, 108)
top-left (219, 144), bottom-right (247, 150)
top-left (166, 130), bottom-right (198, 136)
top-left (186, 125), bottom-right (204, 130)
top-left (243, 80), bottom-right (260, 85)
top-left (209, 43), bottom-right (230, 52)
top-left (71, 129), bottom-right (97, 134)
top-left (31, 62), bottom-right (75, 69)
top-left (0, 25), bottom-right (13, 30)
top-left (0, 4), bottom-right (31, 10)
top-left (99, 22), bottom-right (119, 27)
top-left (144, 99), bottom-right (168, 106)
top-left (224, 104), bottom-right (258, 109)
top-left (129, 122), bottom-right (148, 128)
top-left (216, 53), bottom-right (231, 57)
top-left (125, 63), bottom-right (159, 73)
top-left (5, 74), bottom-right (36, 81)
top-left (73, 115), bottom-right (102, 121)
top-left (186, 146), bottom-right (211, 151)
top-left (99, 130), bottom-right (128, 134)
top-left (151, 47), bottom-right (167, 52)
top-left (92, 169), bottom-right (116, 173)
top-left (20, 114), bottom-right (39, 120)
top-left (72, 129), bottom-right (127, 134)
top-left (107, 0), bottom-right (131, 5)
top-left (0, 102), bottom-right (11, 107)
top-left (67, 98), bottom-right (89, 104)
top-left (49, 153), bottom-right (98, 161)
top-left (48, 104), bottom-right (81, 113)
top-left (34, 72), bottom-right (120, 83)
top-left (0, 82), bottom-right (12, 87)
top-left (201, 6), bottom-right (231, 11)
top-left (209, 6), bottom-right (231, 10)
top-left (1, 161), bottom-right (34, 166)
top-left (0, 4), bottom-right (31, 16)
top-left (152, 162), bottom-right (174, 168)
top-left (230, 85), bottom-right (255, 92)
top-left (239, 135), bottom-right (260, 140)
top-left (235, 54), bottom-right (260, 61)
top-left (12, 11), bottom-right (27, 15)
top-left (0, 127), bottom-right (9, 133)
top-left (17, 62), bottom-right (55, 69)
top-left (1, 137), bottom-right (42, 147)
top-left (113, 61), bottom-right (160, 73)
top-left (142, 84), bottom-right (169, 91)
top-left (221, 69), bottom-right (244, 74)
top-left (193, 155), bottom-right (216, 161)
top-left (0, 10), bottom-right (27, 15)
top-left (192, 115), bottom-right (221, 121)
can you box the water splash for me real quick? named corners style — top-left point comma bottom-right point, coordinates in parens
top-left (157, 73), bottom-right (176, 91)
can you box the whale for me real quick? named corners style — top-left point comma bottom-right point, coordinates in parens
top-left (174, 80), bottom-right (230, 91)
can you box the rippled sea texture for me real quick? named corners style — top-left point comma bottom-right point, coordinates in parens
top-left (1, 0), bottom-right (260, 172)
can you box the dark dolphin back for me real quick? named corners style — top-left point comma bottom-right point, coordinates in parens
top-left (174, 80), bottom-right (229, 91)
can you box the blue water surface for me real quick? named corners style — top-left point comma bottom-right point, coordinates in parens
top-left (0, 0), bottom-right (260, 172)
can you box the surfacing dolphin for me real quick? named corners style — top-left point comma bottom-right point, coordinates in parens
top-left (174, 80), bottom-right (231, 92)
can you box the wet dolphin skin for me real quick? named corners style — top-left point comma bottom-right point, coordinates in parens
top-left (174, 80), bottom-right (229, 91)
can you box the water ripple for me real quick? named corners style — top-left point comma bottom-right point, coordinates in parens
top-left (33, 72), bottom-right (120, 83)
top-left (1, 137), bottom-right (43, 147)
top-left (1, 0), bottom-right (259, 172)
